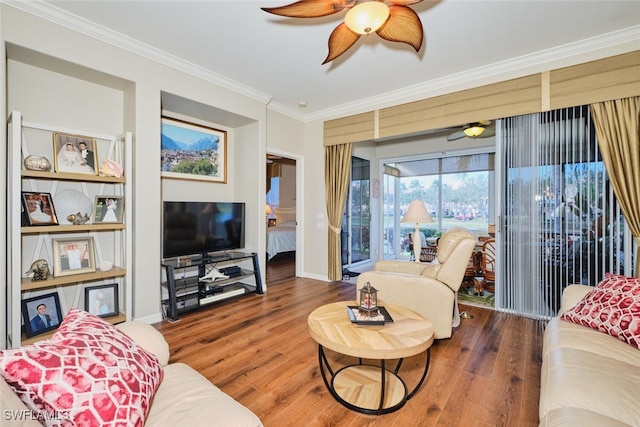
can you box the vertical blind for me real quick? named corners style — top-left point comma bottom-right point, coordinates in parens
top-left (499, 106), bottom-right (629, 319)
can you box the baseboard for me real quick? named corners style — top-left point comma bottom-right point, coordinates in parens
top-left (134, 312), bottom-right (164, 325)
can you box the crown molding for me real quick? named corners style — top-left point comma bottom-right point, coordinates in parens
top-left (305, 25), bottom-right (640, 123)
top-left (6, 1), bottom-right (639, 124)
top-left (4, 0), bottom-right (272, 106)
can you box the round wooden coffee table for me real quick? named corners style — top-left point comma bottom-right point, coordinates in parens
top-left (307, 301), bottom-right (435, 414)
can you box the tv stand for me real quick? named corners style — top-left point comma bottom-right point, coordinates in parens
top-left (206, 252), bottom-right (233, 263)
top-left (161, 252), bottom-right (263, 321)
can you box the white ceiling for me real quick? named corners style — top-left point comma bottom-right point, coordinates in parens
top-left (11, 0), bottom-right (640, 121)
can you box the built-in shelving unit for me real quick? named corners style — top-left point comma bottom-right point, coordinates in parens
top-left (7, 111), bottom-right (132, 348)
top-left (161, 252), bottom-right (263, 321)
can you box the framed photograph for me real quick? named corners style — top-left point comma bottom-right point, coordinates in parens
top-left (85, 283), bottom-right (119, 318)
top-left (52, 237), bottom-right (96, 277)
top-left (22, 292), bottom-right (63, 338)
top-left (21, 191), bottom-right (58, 226)
top-left (53, 132), bottom-right (98, 176)
top-left (160, 117), bottom-right (227, 183)
top-left (93, 196), bottom-right (124, 223)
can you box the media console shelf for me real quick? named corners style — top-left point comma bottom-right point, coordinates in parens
top-left (161, 252), bottom-right (263, 321)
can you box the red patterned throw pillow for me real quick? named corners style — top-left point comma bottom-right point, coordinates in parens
top-left (561, 273), bottom-right (640, 349)
top-left (0, 308), bottom-right (163, 426)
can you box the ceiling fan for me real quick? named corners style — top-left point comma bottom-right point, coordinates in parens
top-left (261, 0), bottom-right (424, 64)
top-left (446, 121), bottom-right (495, 142)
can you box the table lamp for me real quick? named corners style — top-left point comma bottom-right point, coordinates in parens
top-left (401, 200), bottom-right (435, 262)
top-left (265, 204), bottom-right (273, 223)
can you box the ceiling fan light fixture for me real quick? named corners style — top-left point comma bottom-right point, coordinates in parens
top-left (344, 1), bottom-right (390, 35)
top-left (463, 125), bottom-right (485, 138)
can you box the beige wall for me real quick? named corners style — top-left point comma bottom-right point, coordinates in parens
top-left (279, 163), bottom-right (296, 209)
top-left (1, 5), bottom-right (273, 329)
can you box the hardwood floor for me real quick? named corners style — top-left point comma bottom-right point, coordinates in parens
top-left (154, 257), bottom-right (544, 426)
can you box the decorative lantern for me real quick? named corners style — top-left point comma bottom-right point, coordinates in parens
top-left (359, 282), bottom-right (379, 317)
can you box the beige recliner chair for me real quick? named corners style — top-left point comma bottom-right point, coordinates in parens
top-left (356, 227), bottom-right (476, 339)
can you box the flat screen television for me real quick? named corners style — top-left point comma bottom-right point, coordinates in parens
top-left (162, 201), bottom-right (245, 259)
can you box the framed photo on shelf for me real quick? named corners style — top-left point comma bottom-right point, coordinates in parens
top-left (52, 237), bottom-right (96, 277)
top-left (22, 292), bottom-right (63, 338)
top-left (21, 191), bottom-right (58, 226)
top-left (52, 132), bottom-right (98, 176)
top-left (93, 196), bottom-right (124, 223)
top-left (160, 116), bottom-right (227, 183)
top-left (85, 283), bottom-right (119, 318)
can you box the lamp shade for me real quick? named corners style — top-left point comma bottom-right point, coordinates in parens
top-left (344, 1), bottom-right (390, 35)
top-left (401, 200), bottom-right (434, 224)
top-left (463, 125), bottom-right (485, 138)
top-left (265, 204), bottom-right (273, 215)
top-left (401, 199), bottom-right (434, 263)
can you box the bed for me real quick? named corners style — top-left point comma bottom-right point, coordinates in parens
top-left (266, 208), bottom-right (296, 261)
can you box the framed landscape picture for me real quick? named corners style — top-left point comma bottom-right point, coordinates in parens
top-left (160, 117), bottom-right (227, 183)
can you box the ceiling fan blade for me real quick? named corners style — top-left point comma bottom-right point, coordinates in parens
top-left (261, 0), bottom-right (353, 18)
top-left (447, 131), bottom-right (466, 142)
top-left (478, 127), bottom-right (496, 138)
top-left (376, 5), bottom-right (423, 51)
top-left (322, 23), bottom-right (360, 64)
top-left (388, 0), bottom-right (423, 5)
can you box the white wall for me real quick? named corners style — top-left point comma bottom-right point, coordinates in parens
top-left (375, 133), bottom-right (495, 160)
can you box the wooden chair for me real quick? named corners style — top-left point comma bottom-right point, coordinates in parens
top-left (480, 238), bottom-right (496, 293)
top-left (408, 232), bottom-right (437, 262)
top-left (461, 249), bottom-right (482, 295)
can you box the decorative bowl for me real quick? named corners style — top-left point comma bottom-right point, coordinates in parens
top-left (53, 190), bottom-right (93, 225)
top-left (24, 155), bottom-right (51, 172)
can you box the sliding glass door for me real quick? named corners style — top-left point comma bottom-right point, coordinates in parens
top-left (342, 157), bottom-right (371, 268)
top-left (498, 106), bottom-right (631, 319)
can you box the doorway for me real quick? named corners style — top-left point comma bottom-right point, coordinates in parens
top-left (266, 151), bottom-right (301, 281)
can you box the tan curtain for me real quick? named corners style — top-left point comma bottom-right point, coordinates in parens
top-left (590, 96), bottom-right (640, 275)
top-left (325, 143), bottom-right (353, 281)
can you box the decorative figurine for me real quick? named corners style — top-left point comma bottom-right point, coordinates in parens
top-left (66, 212), bottom-right (90, 225)
top-left (25, 259), bottom-right (50, 281)
top-left (358, 281), bottom-right (379, 317)
top-left (99, 159), bottom-right (124, 178)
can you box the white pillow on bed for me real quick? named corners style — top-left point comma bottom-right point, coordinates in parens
top-left (274, 208), bottom-right (296, 224)
top-left (278, 220), bottom-right (296, 227)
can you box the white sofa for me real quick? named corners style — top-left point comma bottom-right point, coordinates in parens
top-left (1, 321), bottom-right (263, 427)
top-left (539, 285), bottom-right (640, 426)
top-left (356, 227), bottom-right (476, 339)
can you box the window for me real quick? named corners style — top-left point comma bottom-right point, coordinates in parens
top-left (342, 157), bottom-right (371, 267)
top-left (384, 152), bottom-right (494, 259)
